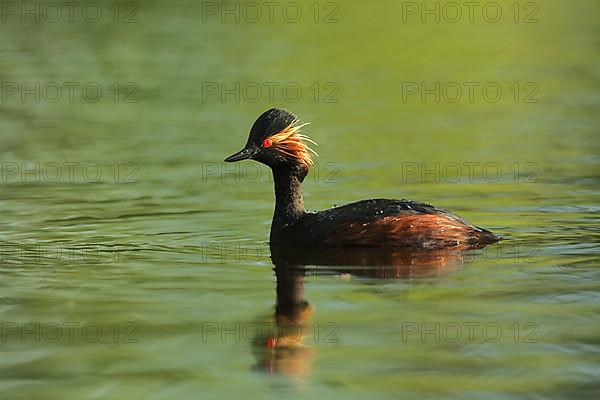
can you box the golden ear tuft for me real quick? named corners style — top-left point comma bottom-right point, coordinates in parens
top-left (269, 119), bottom-right (318, 169)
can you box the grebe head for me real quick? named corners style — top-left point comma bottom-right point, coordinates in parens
top-left (224, 108), bottom-right (318, 172)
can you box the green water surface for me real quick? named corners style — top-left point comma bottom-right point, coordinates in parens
top-left (1, 0), bottom-right (599, 399)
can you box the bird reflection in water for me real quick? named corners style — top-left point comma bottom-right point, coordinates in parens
top-left (251, 244), bottom-right (482, 379)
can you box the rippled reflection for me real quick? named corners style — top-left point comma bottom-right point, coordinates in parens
top-left (251, 243), bottom-right (482, 379)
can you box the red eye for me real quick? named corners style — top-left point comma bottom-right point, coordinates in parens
top-left (262, 138), bottom-right (273, 148)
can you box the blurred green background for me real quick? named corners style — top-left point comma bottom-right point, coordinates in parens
top-left (0, 0), bottom-right (599, 399)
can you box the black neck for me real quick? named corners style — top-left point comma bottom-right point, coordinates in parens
top-left (271, 167), bottom-right (306, 232)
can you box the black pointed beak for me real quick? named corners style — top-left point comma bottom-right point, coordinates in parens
top-left (224, 147), bottom-right (254, 162)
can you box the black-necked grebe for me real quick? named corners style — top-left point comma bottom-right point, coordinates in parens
top-left (225, 108), bottom-right (500, 249)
